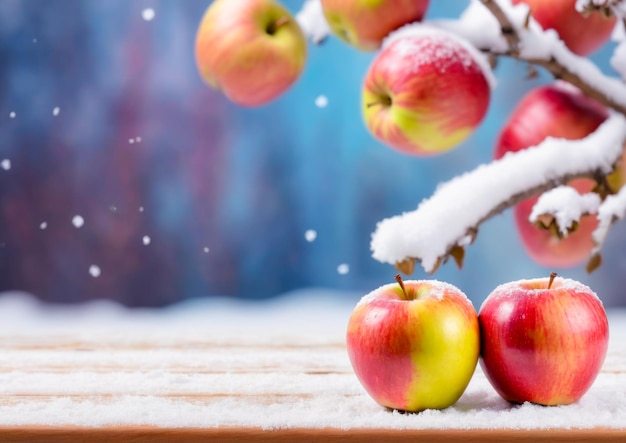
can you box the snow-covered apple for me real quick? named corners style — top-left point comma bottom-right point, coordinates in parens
top-left (495, 83), bottom-right (622, 268)
top-left (195, 0), bottom-right (307, 107)
top-left (346, 276), bottom-right (480, 412)
top-left (512, 0), bottom-right (616, 55)
top-left (320, 0), bottom-right (429, 51)
top-left (479, 274), bottom-right (609, 406)
top-left (362, 30), bottom-right (492, 156)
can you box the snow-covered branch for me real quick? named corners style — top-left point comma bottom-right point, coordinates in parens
top-left (529, 186), bottom-right (601, 238)
top-left (295, 1), bottom-right (626, 274)
top-left (589, 184), bottom-right (626, 270)
top-left (370, 114), bottom-right (626, 274)
top-left (576, 0), bottom-right (626, 19)
top-left (476, 0), bottom-right (626, 115)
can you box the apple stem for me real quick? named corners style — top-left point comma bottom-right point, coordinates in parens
top-left (366, 96), bottom-right (392, 108)
top-left (395, 274), bottom-right (411, 300)
top-left (548, 272), bottom-right (557, 289)
top-left (267, 16), bottom-right (290, 35)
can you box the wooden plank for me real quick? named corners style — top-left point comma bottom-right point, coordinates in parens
top-left (1, 426), bottom-right (625, 443)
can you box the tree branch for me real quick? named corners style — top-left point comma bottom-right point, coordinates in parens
top-left (479, 0), bottom-right (626, 115)
top-left (370, 115), bottom-right (626, 274)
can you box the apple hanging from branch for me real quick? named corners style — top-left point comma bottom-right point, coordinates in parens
top-left (362, 29), bottom-right (493, 156)
top-left (512, 0), bottom-right (617, 56)
top-left (494, 82), bottom-right (625, 268)
top-left (195, 0), bottom-right (307, 107)
top-left (320, 0), bottom-right (430, 51)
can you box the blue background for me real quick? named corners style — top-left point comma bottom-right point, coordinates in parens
top-left (0, 0), bottom-right (624, 307)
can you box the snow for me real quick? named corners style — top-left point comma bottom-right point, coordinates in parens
top-left (371, 114), bottom-right (626, 272)
top-left (529, 186), bottom-right (601, 237)
top-left (358, 280), bottom-right (472, 306)
top-left (0, 159), bottom-right (10, 171)
top-left (314, 95), bottom-right (328, 108)
top-left (72, 215), bottom-right (85, 228)
top-left (430, 1), bottom-right (509, 53)
top-left (295, 0), bottom-right (330, 44)
top-left (383, 24), bottom-right (497, 91)
top-left (611, 41), bottom-right (626, 81)
top-left (0, 290), bottom-right (624, 429)
top-left (142, 8), bottom-right (155, 22)
top-left (337, 263), bottom-right (350, 275)
top-left (89, 265), bottom-right (101, 278)
top-left (142, 235), bottom-right (151, 246)
top-left (481, 277), bottom-right (601, 307)
top-left (52, 106), bottom-right (60, 116)
top-left (593, 185), bottom-right (626, 252)
top-left (304, 229), bottom-right (317, 242)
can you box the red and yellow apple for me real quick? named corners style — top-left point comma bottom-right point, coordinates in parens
top-left (495, 83), bottom-right (626, 268)
top-left (362, 31), bottom-right (492, 156)
top-left (320, 0), bottom-right (429, 51)
top-left (513, 0), bottom-right (616, 55)
top-left (479, 274), bottom-right (609, 405)
top-left (346, 276), bottom-right (480, 412)
top-left (195, 0), bottom-right (307, 107)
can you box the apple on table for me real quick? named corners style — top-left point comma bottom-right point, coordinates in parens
top-left (479, 273), bottom-right (609, 406)
top-left (362, 29), bottom-right (492, 156)
top-left (195, 0), bottom-right (307, 107)
top-left (346, 275), bottom-right (480, 412)
top-left (320, 0), bottom-right (430, 51)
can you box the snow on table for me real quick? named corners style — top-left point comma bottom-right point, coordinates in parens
top-left (0, 290), bottom-right (624, 441)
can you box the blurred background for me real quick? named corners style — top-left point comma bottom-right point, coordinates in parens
top-left (0, 0), bottom-right (624, 308)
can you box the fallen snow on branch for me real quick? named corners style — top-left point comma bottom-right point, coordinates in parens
top-left (371, 113), bottom-right (626, 273)
top-left (529, 186), bottom-right (601, 237)
top-left (295, 0), bottom-right (330, 44)
top-left (592, 185), bottom-right (626, 254)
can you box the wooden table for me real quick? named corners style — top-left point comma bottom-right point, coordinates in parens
top-left (0, 293), bottom-right (624, 442)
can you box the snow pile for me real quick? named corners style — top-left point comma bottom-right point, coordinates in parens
top-left (529, 186), bottom-right (601, 237)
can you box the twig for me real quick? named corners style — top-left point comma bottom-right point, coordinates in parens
top-left (479, 0), bottom-right (626, 115)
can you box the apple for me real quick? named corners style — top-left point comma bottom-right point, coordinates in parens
top-left (512, 0), bottom-right (616, 55)
top-left (479, 273), bottom-right (609, 406)
top-left (495, 83), bottom-right (624, 268)
top-left (320, 0), bottom-right (430, 51)
top-left (362, 30), bottom-right (492, 156)
top-left (194, 0), bottom-right (307, 107)
top-left (346, 275), bottom-right (480, 412)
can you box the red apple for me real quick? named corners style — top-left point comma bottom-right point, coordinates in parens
top-left (479, 274), bottom-right (609, 405)
top-left (320, 0), bottom-right (429, 51)
top-left (346, 276), bottom-right (480, 412)
top-left (362, 30), bottom-right (492, 156)
top-left (195, 0), bottom-right (307, 107)
top-left (495, 83), bottom-right (614, 268)
top-left (512, 0), bottom-right (616, 55)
